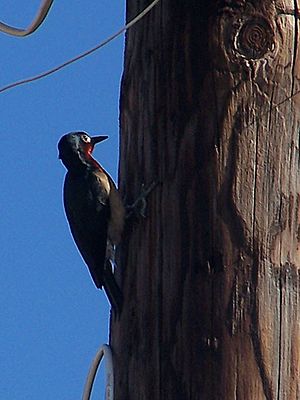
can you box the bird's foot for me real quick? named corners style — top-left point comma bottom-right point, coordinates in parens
top-left (103, 259), bottom-right (123, 315)
top-left (126, 181), bottom-right (157, 218)
top-left (106, 240), bottom-right (116, 265)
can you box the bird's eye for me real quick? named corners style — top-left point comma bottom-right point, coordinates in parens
top-left (81, 134), bottom-right (91, 143)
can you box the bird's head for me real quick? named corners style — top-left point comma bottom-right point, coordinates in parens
top-left (58, 131), bottom-right (108, 171)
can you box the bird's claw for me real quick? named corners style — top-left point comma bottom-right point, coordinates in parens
top-left (126, 181), bottom-right (157, 218)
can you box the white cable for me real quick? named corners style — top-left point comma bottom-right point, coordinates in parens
top-left (0, 0), bottom-right (54, 37)
top-left (82, 344), bottom-right (114, 400)
top-left (0, 0), bottom-right (160, 94)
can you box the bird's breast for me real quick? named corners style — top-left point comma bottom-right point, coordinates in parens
top-left (107, 178), bottom-right (125, 245)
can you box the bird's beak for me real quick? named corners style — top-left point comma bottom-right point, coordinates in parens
top-left (91, 135), bottom-right (108, 145)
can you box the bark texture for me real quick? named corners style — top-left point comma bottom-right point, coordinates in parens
top-left (110, 1), bottom-right (300, 399)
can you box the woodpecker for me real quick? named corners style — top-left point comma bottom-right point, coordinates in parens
top-left (58, 131), bottom-right (125, 313)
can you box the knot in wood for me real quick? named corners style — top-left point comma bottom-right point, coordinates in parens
top-left (234, 17), bottom-right (274, 59)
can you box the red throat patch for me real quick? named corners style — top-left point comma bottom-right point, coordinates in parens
top-left (84, 145), bottom-right (104, 171)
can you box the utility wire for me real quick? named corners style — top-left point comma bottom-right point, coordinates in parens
top-left (82, 344), bottom-right (114, 400)
top-left (0, 0), bottom-right (160, 94)
top-left (0, 0), bottom-right (54, 37)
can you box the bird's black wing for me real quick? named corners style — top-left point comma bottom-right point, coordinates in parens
top-left (63, 170), bottom-right (110, 288)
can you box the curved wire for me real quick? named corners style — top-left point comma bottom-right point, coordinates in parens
top-left (0, 0), bottom-right (54, 37)
top-left (82, 344), bottom-right (114, 400)
top-left (0, 0), bottom-right (160, 94)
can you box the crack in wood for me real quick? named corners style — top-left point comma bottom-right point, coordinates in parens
top-left (276, 267), bottom-right (283, 400)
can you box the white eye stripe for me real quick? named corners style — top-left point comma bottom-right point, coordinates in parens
top-left (81, 134), bottom-right (91, 143)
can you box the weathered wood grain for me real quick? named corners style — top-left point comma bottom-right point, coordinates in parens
top-left (110, 1), bottom-right (300, 399)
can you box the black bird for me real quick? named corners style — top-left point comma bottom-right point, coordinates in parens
top-left (58, 131), bottom-right (125, 312)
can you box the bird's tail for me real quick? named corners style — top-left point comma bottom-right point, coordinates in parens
top-left (103, 260), bottom-right (123, 315)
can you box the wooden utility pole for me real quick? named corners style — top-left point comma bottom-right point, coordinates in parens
top-left (110, 1), bottom-right (300, 399)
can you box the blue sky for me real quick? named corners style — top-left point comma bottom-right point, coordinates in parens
top-left (0, 1), bottom-right (124, 398)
